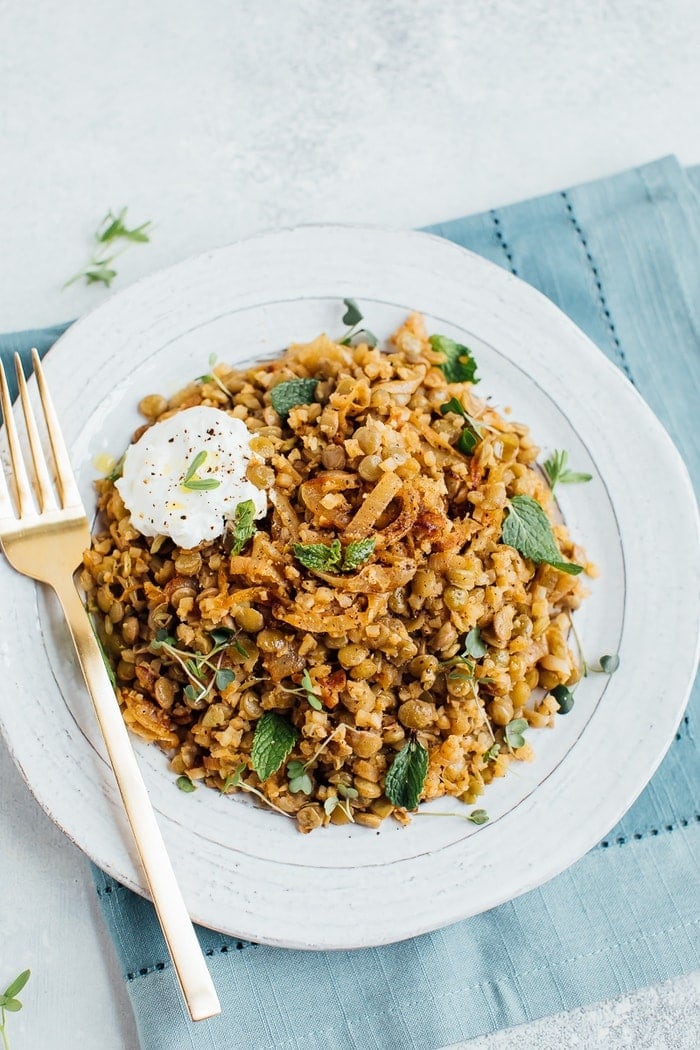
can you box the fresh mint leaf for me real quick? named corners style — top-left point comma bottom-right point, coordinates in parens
top-left (439, 396), bottom-right (484, 454)
top-left (341, 537), bottom-right (376, 571)
top-left (504, 717), bottom-right (528, 750)
top-left (384, 739), bottom-right (429, 810)
top-left (342, 298), bottom-right (363, 327)
top-left (551, 684), bottom-right (574, 714)
top-left (176, 775), bottom-right (196, 793)
top-left (430, 334), bottom-right (479, 384)
top-left (502, 495), bottom-right (583, 575)
top-left (229, 499), bottom-right (257, 555)
top-left (270, 378), bottom-right (318, 422)
top-left (293, 538), bottom-right (343, 572)
top-left (462, 626), bottom-right (487, 659)
top-left (294, 537), bottom-right (375, 573)
top-left (543, 449), bottom-right (592, 493)
top-left (251, 712), bottom-right (298, 781)
top-left (456, 424), bottom-right (480, 455)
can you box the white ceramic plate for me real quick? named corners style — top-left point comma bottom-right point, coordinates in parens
top-left (1, 226), bottom-right (698, 950)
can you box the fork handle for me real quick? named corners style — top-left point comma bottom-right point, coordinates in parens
top-left (55, 579), bottom-right (221, 1022)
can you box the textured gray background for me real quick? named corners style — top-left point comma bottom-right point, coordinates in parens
top-left (0, 1), bottom-right (698, 1047)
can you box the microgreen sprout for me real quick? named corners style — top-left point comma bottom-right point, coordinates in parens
top-left (197, 353), bottom-right (232, 396)
top-left (286, 760), bottom-right (313, 795)
top-left (149, 627), bottom-right (242, 704)
top-left (281, 668), bottom-right (323, 710)
top-left (549, 618), bottom-right (619, 714)
top-left (439, 630), bottom-right (496, 742)
top-left (417, 807), bottom-right (490, 825)
top-left (338, 298), bottom-right (378, 347)
top-left (0, 969), bottom-right (30, 1050)
top-left (504, 717), bottom-right (528, 751)
top-left (284, 724), bottom-right (346, 795)
top-left (220, 761), bottom-right (292, 818)
top-left (483, 742), bottom-right (500, 763)
top-left (324, 783), bottom-right (359, 822)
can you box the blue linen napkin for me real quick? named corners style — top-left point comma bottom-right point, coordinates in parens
top-left (1, 155), bottom-right (698, 1049)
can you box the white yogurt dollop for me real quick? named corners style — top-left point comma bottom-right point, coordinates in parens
top-left (116, 406), bottom-right (267, 548)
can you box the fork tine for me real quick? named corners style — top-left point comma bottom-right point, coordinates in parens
top-left (0, 358), bottom-right (35, 518)
top-left (14, 354), bottom-right (59, 512)
top-left (0, 404), bottom-right (14, 521)
top-left (30, 349), bottom-right (82, 509)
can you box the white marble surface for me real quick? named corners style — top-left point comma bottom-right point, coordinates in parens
top-left (1, 1), bottom-right (698, 1047)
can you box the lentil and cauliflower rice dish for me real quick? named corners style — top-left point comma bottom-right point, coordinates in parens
top-left (81, 310), bottom-right (594, 833)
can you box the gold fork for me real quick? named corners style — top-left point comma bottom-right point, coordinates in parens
top-left (0, 350), bottom-right (221, 1022)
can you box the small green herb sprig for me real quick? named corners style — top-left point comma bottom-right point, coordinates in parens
top-left (282, 669), bottom-right (323, 711)
top-left (440, 396), bottom-right (486, 455)
top-left (502, 495), bottom-right (583, 575)
top-left (293, 537), bottom-right (376, 573)
top-left (181, 450), bottom-right (221, 491)
top-left (543, 449), bottom-right (592, 493)
top-left (150, 627), bottom-right (243, 704)
top-left (338, 299), bottom-right (378, 347)
top-left (176, 775), bottom-right (196, 793)
top-left (65, 207), bottom-right (152, 289)
top-left (106, 453), bottom-right (125, 483)
top-left (0, 969), bottom-right (30, 1050)
top-left (429, 334), bottom-right (479, 384)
